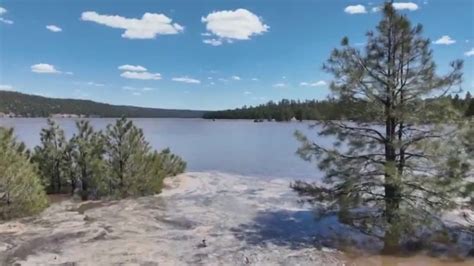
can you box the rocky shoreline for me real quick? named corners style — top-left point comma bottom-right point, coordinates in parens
top-left (0, 172), bottom-right (343, 265)
top-left (0, 172), bottom-right (472, 265)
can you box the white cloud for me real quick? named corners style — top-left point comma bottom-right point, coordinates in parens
top-left (118, 64), bottom-right (147, 72)
top-left (243, 91), bottom-right (252, 95)
top-left (142, 87), bottom-right (155, 91)
top-left (371, 6), bottom-right (381, 13)
top-left (132, 92), bottom-right (142, 96)
top-left (81, 11), bottom-right (184, 39)
top-left (0, 6), bottom-right (13, 24)
top-left (344, 5), bottom-right (367, 14)
top-left (231, 75), bottom-right (241, 81)
top-left (433, 35), bottom-right (456, 45)
top-left (218, 78), bottom-right (229, 82)
top-left (392, 2), bottom-right (419, 11)
top-left (65, 71), bottom-right (74, 75)
top-left (203, 38), bottom-right (223, 46)
top-left (371, 2), bottom-right (419, 13)
top-left (86, 81), bottom-right (105, 87)
top-left (273, 83), bottom-right (286, 88)
top-left (0, 84), bottom-right (13, 91)
top-left (201, 9), bottom-right (269, 45)
top-left (251, 78), bottom-right (259, 81)
top-left (120, 71), bottom-right (161, 80)
top-left (31, 63), bottom-right (61, 74)
top-left (46, 25), bottom-right (62, 32)
top-left (465, 48), bottom-right (474, 57)
top-left (0, 17), bottom-right (13, 24)
top-left (172, 76), bottom-right (201, 84)
top-left (300, 80), bottom-right (327, 87)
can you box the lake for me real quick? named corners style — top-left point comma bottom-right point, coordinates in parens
top-left (0, 118), bottom-right (327, 181)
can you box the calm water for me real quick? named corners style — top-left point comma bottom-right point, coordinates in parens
top-left (0, 118), bottom-right (327, 181)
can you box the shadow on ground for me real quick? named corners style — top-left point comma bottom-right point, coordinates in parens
top-left (230, 209), bottom-right (356, 250)
top-left (231, 208), bottom-right (474, 260)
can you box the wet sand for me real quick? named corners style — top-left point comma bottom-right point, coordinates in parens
top-left (0, 172), bottom-right (472, 265)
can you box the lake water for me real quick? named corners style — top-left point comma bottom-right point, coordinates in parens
top-left (0, 118), bottom-right (327, 181)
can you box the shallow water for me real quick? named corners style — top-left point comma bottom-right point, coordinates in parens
top-left (0, 118), bottom-right (329, 180)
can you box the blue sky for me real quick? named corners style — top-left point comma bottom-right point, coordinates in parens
top-left (0, 0), bottom-right (473, 110)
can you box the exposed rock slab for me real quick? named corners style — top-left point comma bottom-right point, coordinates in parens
top-left (0, 172), bottom-right (342, 265)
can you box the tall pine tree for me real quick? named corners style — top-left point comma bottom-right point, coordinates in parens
top-left (293, 2), bottom-right (471, 253)
top-left (70, 120), bottom-right (106, 200)
top-left (33, 119), bottom-right (67, 193)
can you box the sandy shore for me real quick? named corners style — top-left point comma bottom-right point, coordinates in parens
top-left (0, 172), bottom-right (342, 265)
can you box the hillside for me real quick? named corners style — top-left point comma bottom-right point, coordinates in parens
top-left (0, 91), bottom-right (206, 118)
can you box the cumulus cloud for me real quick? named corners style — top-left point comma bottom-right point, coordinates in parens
top-left (465, 48), bottom-right (474, 57)
top-left (273, 83), bottom-right (286, 88)
top-left (392, 2), bottom-right (419, 11)
top-left (231, 75), bottom-right (241, 81)
top-left (243, 91), bottom-right (252, 95)
top-left (121, 71), bottom-right (161, 80)
top-left (201, 9), bottom-right (269, 45)
top-left (46, 25), bottom-right (62, 32)
top-left (118, 64), bottom-right (147, 72)
top-left (344, 5), bottom-right (367, 14)
top-left (433, 35), bottom-right (456, 45)
top-left (0, 84), bottom-right (13, 91)
top-left (31, 63), bottom-right (61, 74)
top-left (81, 11), bottom-right (184, 39)
top-left (300, 80), bottom-right (327, 87)
top-left (172, 76), bottom-right (201, 84)
top-left (0, 6), bottom-right (6, 15)
top-left (251, 78), bottom-right (259, 81)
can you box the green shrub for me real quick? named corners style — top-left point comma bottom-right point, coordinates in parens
top-left (0, 128), bottom-right (48, 220)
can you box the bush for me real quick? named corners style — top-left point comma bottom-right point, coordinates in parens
top-left (0, 128), bottom-right (48, 220)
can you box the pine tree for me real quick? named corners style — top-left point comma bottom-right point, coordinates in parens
top-left (293, 2), bottom-right (471, 253)
top-left (104, 117), bottom-right (151, 197)
top-left (70, 120), bottom-right (106, 200)
top-left (0, 128), bottom-right (48, 220)
top-left (104, 117), bottom-right (186, 197)
top-left (32, 119), bottom-right (67, 193)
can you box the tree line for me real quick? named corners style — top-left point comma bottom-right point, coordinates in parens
top-left (0, 117), bottom-right (186, 220)
top-left (0, 90), bottom-right (205, 118)
top-left (204, 93), bottom-right (473, 121)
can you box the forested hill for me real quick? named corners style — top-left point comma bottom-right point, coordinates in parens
top-left (0, 90), bottom-right (206, 118)
top-left (203, 94), bottom-right (474, 121)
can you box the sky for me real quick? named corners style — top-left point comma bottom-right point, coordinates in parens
top-left (0, 0), bottom-right (473, 111)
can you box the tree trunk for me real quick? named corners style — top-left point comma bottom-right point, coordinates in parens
top-left (383, 100), bottom-right (402, 253)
